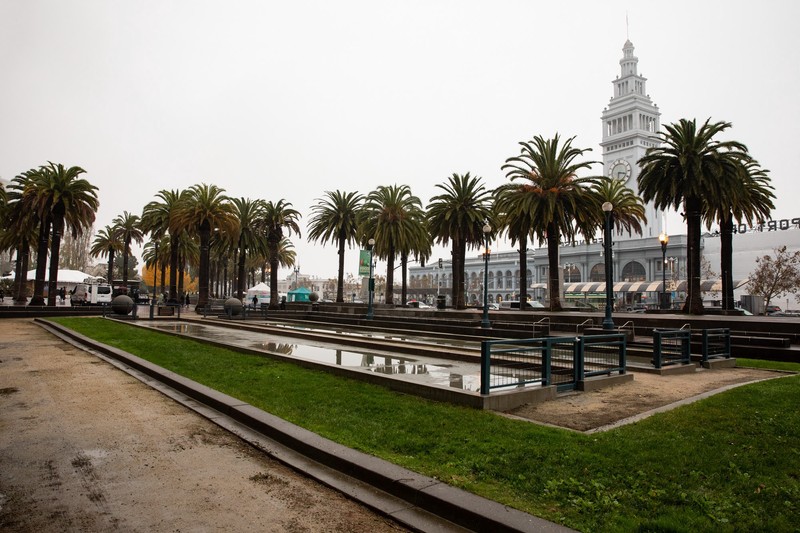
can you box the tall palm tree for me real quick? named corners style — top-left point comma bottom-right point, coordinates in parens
top-left (589, 177), bottom-right (647, 236)
top-left (360, 185), bottom-right (426, 307)
top-left (307, 190), bottom-right (363, 303)
top-left (2, 173), bottom-right (38, 302)
top-left (638, 118), bottom-right (747, 314)
top-left (262, 200), bottom-right (301, 309)
top-left (112, 211), bottom-right (144, 288)
top-left (494, 184), bottom-right (534, 306)
top-left (172, 183), bottom-right (238, 309)
top-left (427, 174), bottom-right (493, 310)
top-left (231, 197), bottom-right (267, 300)
top-left (29, 163), bottom-right (99, 306)
top-left (703, 156), bottom-right (774, 310)
top-left (90, 225), bottom-right (123, 284)
top-left (141, 189), bottom-right (185, 303)
top-left (501, 134), bottom-right (598, 311)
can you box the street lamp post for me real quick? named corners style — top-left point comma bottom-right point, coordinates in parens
top-left (366, 238), bottom-right (375, 319)
top-left (658, 232), bottom-right (669, 310)
top-left (294, 265), bottom-right (300, 290)
top-left (602, 202), bottom-right (615, 330)
top-left (481, 222), bottom-right (491, 329)
top-left (149, 241), bottom-right (159, 319)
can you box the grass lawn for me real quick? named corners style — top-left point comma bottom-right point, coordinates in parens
top-left (50, 317), bottom-right (800, 532)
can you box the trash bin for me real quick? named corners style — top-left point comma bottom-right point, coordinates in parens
top-left (436, 295), bottom-right (446, 310)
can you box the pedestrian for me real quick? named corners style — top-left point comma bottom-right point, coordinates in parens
top-left (0, 288), bottom-right (4, 301)
top-left (252, 295), bottom-right (258, 309)
top-left (59, 287), bottom-right (66, 304)
top-left (185, 293), bottom-right (190, 308)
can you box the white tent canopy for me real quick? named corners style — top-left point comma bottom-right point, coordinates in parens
top-left (1, 269), bottom-right (95, 283)
top-left (246, 282), bottom-right (270, 304)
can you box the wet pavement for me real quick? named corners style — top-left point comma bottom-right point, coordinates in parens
top-left (137, 320), bottom-right (485, 392)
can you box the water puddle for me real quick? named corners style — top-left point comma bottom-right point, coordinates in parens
top-left (141, 321), bottom-right (482, 391)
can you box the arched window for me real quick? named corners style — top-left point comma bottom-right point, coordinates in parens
top-left (621, 261), bottom-right (646, 282)
top-left (488, 271), bottom-right (494, 289)
top-left (505, 270), bottom-right (513, 289)
top-left (590, 264), bottom-right (605, 282)
top-left (563, 265), bottom-right (581, 283)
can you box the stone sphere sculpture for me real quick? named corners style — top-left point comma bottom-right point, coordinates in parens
top-left (111, 294), bottom-right (134, 315)
top-left (224, 297), bottom-right (243, 316)
top-left (308, 292), bottom-right (319, 302)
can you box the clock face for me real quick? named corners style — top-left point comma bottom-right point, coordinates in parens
top-left (609, 159), bottom-right (632, 181)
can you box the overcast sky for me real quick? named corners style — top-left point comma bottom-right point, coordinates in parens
top-left (2, 1), bottom-right (799, 281)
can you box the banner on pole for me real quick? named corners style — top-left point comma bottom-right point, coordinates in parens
top-left (358, 250), bottom-right (371, 276)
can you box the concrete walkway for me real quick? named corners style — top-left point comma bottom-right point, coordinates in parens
top-left (38, 318), bottom-right (574, 533)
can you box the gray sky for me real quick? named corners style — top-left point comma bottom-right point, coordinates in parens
top-left (2, 1), bottom-right (799, 281)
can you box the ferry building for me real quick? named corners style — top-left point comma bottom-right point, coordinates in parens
top-left (408, 40), bottom-right (800, 310)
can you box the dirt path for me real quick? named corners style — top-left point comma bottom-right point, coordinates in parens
top-left (0, 319), bottom-right (408, 532)
top-left (507, 366), bottom-right (784, 431)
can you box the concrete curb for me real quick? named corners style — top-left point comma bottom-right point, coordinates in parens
top-left (36, 319), bottom-right (574, 533)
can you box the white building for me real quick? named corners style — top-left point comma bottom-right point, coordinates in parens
top-left (409, 39), bottom-right (800, 310)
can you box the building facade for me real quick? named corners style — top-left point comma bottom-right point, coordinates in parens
top-left (409, 39), bottom-right (800, 310)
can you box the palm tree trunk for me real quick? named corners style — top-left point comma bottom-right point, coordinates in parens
top-left (518, 235), bottom-right (528, 306)
top-left (197, 221), bottom-right (211, 309)
top-left (720, 214), bottom-right (735, 310)
top-left (336, 237), bottom-right (345, 303)
top-left (122, 239), bottom-right (130, 286)
top-left (47, 215), bottom-right (64, 307)
top-left (30, 216), bottom-right (51, 306)
top-left (385, 245), bottom-right (395, 305)
top-left (400, 251), bottom-right (408, 305)
top-left (268, 237), bottom-right (280, 309)
top-left (14, 240), bottom-right (29, 303)
top-left (237, 244), bottom-right (247, 300)
top-left (168, 237), bottom-right (179, 304)
top-left (546, 223), bottom-right (562, 312)
top-left (107, 246), bottom-right (114, 284)
top-left (454, 240), bottom-right (467, 310)
top-left (178, 254), bottom-right (185, 301)
top-left (685, 197), bottom-right (704, 314)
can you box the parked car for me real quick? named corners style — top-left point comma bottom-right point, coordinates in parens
top-left (407, 299), bottom-right (433, 309)
top-left (766, 304), bottom-right (782, 315)
top-left (499, 300), bottom-right (544, 310)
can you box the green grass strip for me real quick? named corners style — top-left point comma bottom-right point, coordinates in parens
top-left (49, 317), bottom-right (800, 532)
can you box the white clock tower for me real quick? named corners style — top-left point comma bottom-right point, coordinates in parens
top-left (600, 39), bottom-right (663, 239)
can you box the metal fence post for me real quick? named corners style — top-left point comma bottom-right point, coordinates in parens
top-left (575, 337), bottom-right (585, 382)
top-left (653, 330), bottom-right (663, 369)
top-left (543, 339), bottom-right (552, 386)
top-left (480, 340), bottom-right (491, 394)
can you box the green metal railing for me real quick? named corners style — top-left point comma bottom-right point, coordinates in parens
top-left (480, 333), bottom-right (626, 394)
top-left (579, 334), bottom-right (627, 378)
top-left (701, 328), bottom-right (731, 362)
top-left (652, 328), bottom-right (691, 368)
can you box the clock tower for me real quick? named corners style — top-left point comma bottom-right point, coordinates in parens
top-left (600, 39), bottom-right (663, 239)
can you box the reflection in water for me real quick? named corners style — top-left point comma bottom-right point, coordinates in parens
top-left (255, 341), bottom-right (295, 355)
top-left (141, 320), bottom-right (484, 391)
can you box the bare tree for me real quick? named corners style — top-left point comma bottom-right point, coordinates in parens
top-left (58, 225), bottom-right (93, 270)
top-left (747, 246), bottom-right (800, 307)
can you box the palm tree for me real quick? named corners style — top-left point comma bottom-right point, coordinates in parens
top-left (638, 118), bottom-right (747, 314)
top-left (589, 177), bottom-right (647, 236)
top-left (501, 135), bottom-right (598, 311)
top-left (494, 184), bottom-right (535, 306)
top-left (262, 200), bottom-right (301, 309)
top-left (231, 197), bottom-right (267, 300)
top-left (141, 189), bottom-right (185, 303)
top-left (307, 190), bottom-right (363, 303)
top-left (112, 211), bottom-right (144, 288)
top-left (90, 225), bottom-right (123, 284)
top-left (427, 174), bottom-right (493, 310)
top-left (359, 185), bottom-right (426, 307)
top-left (2, 173), bottom-right (38, 302)
top-left (172, 183), bottom-right (238, 309)
top-left (29, 163), bottom-right (99, 306)
top-left (703, 156), bottom-right (774, 310)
